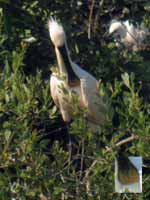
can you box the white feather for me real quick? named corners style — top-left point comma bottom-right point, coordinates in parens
top-left (109, 19), bottom-right (148, 49)
top-left (109, 20), bottom-right (122, 34)
top-left (48, 18), bottom-right (66, 47)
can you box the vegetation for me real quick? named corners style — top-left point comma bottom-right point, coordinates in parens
top-left (0, 0), bottom-right (150, 199)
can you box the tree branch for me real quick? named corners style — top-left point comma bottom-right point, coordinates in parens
top-left (88, 0), bottom-right (95, 39)
top-left (105, 134), bottom-right (139, 153)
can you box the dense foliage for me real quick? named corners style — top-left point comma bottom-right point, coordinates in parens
top-left (0, 0), bottom-right (150, 199)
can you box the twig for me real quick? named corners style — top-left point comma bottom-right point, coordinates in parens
top-left (113, 127), bottom-right (150, 141)
top-left (143, 175), bottom-right (150, 184)
top-left (115, 134), bottom-right (139, 147)
top-left (105, 134), bottom-right (139, 153)
top-left (84, 159), bottom-right (98, 197)
top-left (39, 126), bottom-right (68, 137)
top-left (86, 179), bottom-right (93, 197)
top-left (93, 0), bottom-right (104, 34)
top-left (67, 126), bottom-right (72, 173)
top-left (88, 0), bottom-right (95, 39)
top-left (79, 138), bottom-right (85, 180)
top-left (83, 159), bottom-right (98, 182)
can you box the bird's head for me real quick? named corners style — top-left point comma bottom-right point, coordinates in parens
top-left (109, 20), bottom-right (126, 39)
top-left (109, 20), bottom-right (122, 34)
top-left (48, 17), bottom-right (66, 47)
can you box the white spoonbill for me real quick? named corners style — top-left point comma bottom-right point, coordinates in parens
top-left (109, 19), bottom-right (148, 50)
top-left (48, 18), bottom-right (108, 128)
top-left (48, 18), bottom-right (139, 184)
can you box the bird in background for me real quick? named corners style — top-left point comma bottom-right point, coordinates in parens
top-left (48, 17), bottom-right (109, 130)
top-left (109, 19), bottom-right (149, 50)
top-left (48, 17), bottom-right (139, 184)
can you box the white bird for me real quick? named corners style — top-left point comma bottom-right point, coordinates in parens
top-left (109, 19), bottom-right (148, 50)
top-left (48, 18), bottom-right (108, 129)
top-left (48, 19), bottom-right (139, 182)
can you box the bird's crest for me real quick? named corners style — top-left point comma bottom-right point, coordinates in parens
top-left (48, 17), bottom-right (66, 47)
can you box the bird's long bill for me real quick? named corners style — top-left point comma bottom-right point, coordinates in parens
top-left (117, 156), bottom-right (139, 185)
top-left (56, 44), bottom-right (80, 86)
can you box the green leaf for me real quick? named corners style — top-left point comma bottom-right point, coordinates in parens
top-left (4, 129), bottom-right (11, 141)
top-left (54, 187), bottom-right (64, 196)
top-left (121, 72), bottom-right (130, 89)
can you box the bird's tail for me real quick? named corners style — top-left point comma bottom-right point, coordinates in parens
top-left (48, 17), bottom-right (66, 47)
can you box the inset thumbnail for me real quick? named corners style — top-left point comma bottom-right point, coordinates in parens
top-left (115, 156), bottom-right (142, 193)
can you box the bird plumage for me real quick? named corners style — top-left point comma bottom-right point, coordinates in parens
top-left (48, 18), bottom-right (66, 47)
top-left (109, 19), bottom-right (148, 49)
top-left (49, 18), bottom-right (108, 126)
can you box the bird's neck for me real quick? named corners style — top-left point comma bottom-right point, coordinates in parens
top-left (55, 42), bottom-right (80, 86)
top-left (55, 47), bottom-right (68, 76)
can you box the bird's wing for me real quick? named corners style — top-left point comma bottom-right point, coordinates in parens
top-left (80, 77), bottom-right (108, 125)
top-left (125, 23), bottom-right (139, 45)
top-left (71, 63), bottom-right (109, 125)
top-left (50, 74), bottom-right (60, 107)
top-left (50, 73), bottom-right (72, 122)
top-left (136, 27), bottom-right (148, 44)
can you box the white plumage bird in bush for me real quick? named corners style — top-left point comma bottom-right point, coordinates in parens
top-left (48, 18), bottom-right (140, 185)
top-left (48, 18), bottom-right (108, 128)
top-left (109, 19), bottom-right (148, 50)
